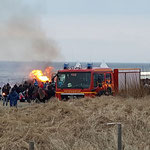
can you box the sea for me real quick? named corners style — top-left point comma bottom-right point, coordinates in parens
top-left (0, 61), bottom-right (150, 87)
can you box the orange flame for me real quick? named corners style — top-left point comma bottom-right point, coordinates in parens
top-left (29, 67), bottom-right (54, 82)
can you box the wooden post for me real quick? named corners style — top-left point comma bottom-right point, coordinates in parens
top-left (107, 123), bottom-right (122, 150)
top-left (125, 72), bottom-right (127, 91)
top-left (29, 141), bottom-right (34, 150)
top-left (118, 124), bottom-right (122, 150)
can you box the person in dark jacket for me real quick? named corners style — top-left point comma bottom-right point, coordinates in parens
top-left (8, 88), bottom-right (19, 107)
top-left (13, 84), bottom-right (20, 94)
top-left (2, 84), bottom-right (10, 106)
top-left (27, 84), bottom-right (34, 102)
top-left (0, 87), bottom-right (2, 101)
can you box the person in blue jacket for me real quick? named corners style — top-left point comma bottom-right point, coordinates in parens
top-left (8, 88), bottom-right (19, 107)
top-left (34, 79), bottom-right (38, 87)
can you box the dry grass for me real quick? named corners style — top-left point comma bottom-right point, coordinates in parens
top-left (0, 96), bottom-right (149, 150)
top-left (118, 83), bottom-right (150, 98)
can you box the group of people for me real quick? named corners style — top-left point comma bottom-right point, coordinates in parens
top-left (0, 79), bottom-right (55, 107)
top-left (0, 83), bottom-right (18, 107)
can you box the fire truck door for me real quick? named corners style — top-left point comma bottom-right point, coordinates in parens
top-left (93, 73), bottom-right (105, 95)
top-left (94, 73), bottom-right (104, 87)
top-left (106, 73), bottom-right (112, 84)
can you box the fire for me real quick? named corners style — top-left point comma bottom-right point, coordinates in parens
top-left (29, 67), bottom-right (54, 82)
top-left (30, 70), bottom-right (49, 82)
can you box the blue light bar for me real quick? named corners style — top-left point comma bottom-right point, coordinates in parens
top-left (64, 63), bottom-right (69, 69)
top-left (87, 63), bottom-right (93, 69)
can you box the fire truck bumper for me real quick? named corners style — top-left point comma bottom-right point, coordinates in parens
top-left (61, 93), bottom-right (84, 100)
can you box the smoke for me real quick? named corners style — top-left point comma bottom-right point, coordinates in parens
top-left (0, 0), bottom-right (62, 62)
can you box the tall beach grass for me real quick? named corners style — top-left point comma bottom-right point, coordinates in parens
top-left (0, 95), bottom-right (149, 150)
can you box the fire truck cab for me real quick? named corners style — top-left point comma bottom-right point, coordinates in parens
top-left (55, 64), bottom-right (115, 100)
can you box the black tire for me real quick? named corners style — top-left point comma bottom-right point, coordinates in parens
top-left (105, 88), bottom-right (112, 96)
top-left (98, 91), bottom-right (104, 96)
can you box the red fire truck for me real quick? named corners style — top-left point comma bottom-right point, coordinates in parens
top-left (55, 63), bottom-right (141, 100)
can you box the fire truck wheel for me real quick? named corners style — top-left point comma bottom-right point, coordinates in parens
top-left (98, 91), bottom-right (103, 96)
top-left (105, 88), bottom-right (112, 96)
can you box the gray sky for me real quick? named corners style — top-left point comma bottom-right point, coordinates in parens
top-left (0, 0), bottom-right (150, 62)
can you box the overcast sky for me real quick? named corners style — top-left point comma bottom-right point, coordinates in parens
top-left (0, 0), bottom-right (150, 62)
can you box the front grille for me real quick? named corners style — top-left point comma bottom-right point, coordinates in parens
top-left (61, 93), bottom-right (84, 100)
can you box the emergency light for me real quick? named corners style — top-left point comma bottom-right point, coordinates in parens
top-left (75, 62), bottom-right (82, 69)
top-left (87, 63), bottom-right (93, 69)
top-left (64, 63), bottom-right (69, 69)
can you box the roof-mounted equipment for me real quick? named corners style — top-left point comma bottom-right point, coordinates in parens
top-left (75, 62), bottom-right (82, 69)
top-left (87, 63), bottom-right (93, 69)
top-left (64, 63), bottom-right (69, 69)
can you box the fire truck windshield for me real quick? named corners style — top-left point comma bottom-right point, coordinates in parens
top-left (57, 72), bottom-right (91, 89)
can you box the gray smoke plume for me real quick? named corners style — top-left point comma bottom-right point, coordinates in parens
top-left (0, 0), bottom-right (62, 62)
